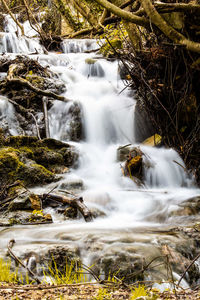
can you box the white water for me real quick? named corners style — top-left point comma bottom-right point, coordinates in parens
top-left (0, 15), bottom-right (44, 53)
top-left (0, 35), bottom-right (199, 227)
top-left (0, 17), bottom-right (200, 283)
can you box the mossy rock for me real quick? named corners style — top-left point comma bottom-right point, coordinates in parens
top-left (17, 162), bottom-right (55, 185)
top-left (4, 136), bottom-right (38, 147)
top-left (0, 147), bottom-right (20, 173)
top-left (60, 148), bottom-right (78, 167)
top-left (85, 58), bottom-right (97, 65)
top-left (64, 207), bottom-right (78, 219)
top-left (8, 192), bottom-right (32, 212)
top-left (33, 147), bottom-right (64, 167)
top-left (37, 138), bottom-right (70, 150)
top-left (0, 136), bottom-right (78, 187)
top-left (0, 147), bottom-right (55, 186)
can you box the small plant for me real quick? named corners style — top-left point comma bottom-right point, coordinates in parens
top-left (0, 257), bottom-right (19, 283)
top-left (43, 258), bottom-right (87, 285)
top-left (94, 288), bottom-right (112, 300)
top-left (130, 285), bottom-right (148, 300)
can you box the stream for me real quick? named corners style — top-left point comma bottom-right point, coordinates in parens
top-left (0, 15), bottom-right (200, 285)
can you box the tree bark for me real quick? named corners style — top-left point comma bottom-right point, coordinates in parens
top-left (140, 0), bottom-right (200, 54)
top-left (1, 0), bottom-right (25, 35)
top-left (42, 193), bottom-right (93, 222)
top-left (54, 0), bottom-right (80, 31)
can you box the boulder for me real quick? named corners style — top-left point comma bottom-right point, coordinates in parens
top-left (59, 179), bottom-right (84, 191)
top-left (171, 196), bottom-right (200, 217)
top-left (41, 246), bottom-right (81, 274)
top-left (118, 146), bottom-right (144, 184)
top-left (8, 192), bottom-right (32, 212)
top-left (64, 207), bottom-right (78, 219)
top-left (0, 136), bottom-right (78, 187)
top-left (142, 134), bottom-right (162, 147)
top-left (67, 102), bottom-right (84, 141)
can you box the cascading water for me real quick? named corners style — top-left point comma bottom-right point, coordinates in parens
top-left (0, 15), bottom-right (200, 284)
top-left (0, 15), bottom-right (44, 53)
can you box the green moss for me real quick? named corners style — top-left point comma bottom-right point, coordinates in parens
top-left (38, 138), bottom-right (70, 150)
top-left (4, 136), bottom-right (38, 147)
top-left (20, 146), bottom-right (34, 159)
top-left (0, 136), bottom-right (77, 187)
top-left (25, 74), bottom-right (45, 88)
top-left (0, 147), bottom-right (20, 171)
top-left (33, 147), bottom-right (64, 167)
top-left (85, 58), bottom-right (97, 65)
top-left (17, 163), bottom-right (55, 185)
top-left (100, 38), bottom-right (122, 57)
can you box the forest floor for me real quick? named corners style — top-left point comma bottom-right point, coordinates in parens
top-left (0, 284), bottom-right (199, 299)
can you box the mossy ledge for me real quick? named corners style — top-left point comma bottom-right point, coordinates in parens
top-left (0, 135), bottom-right (78, 187)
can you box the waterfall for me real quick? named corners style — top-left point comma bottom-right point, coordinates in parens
top-left (0, 15), bottom-right (44, 54)
top-left (0, 15), bottom-right (200, 286)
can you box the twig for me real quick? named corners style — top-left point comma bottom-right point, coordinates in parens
top-left (43, 96), bottom-right (50, 138)
top-left (178, 252), bottom-right (200, 287)
top-left (173, 160), bottom-right (187, 172)
top-left (0, 282), bottom-right (102, 290)
top-left (7, 239), bottom-right (41, 284)
top-left (42, 193), bottom-right (93, 222)
top-left (7, 77), bottom-right (72, 102)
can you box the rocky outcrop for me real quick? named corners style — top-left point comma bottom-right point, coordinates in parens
top-left (0, 136), bottom-right (78, 187)
top-left (117, 145), bottom-right (144, 185)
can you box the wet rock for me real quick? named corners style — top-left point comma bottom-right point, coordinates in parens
top-left (0, 146), bottom-right (55, 186)
top-left (0, 136), bottom-right (78, 187)
top-left (33, 147), bottom-right (64, 167)
top-left (84, 59), bottom-right (105, 77)
top-left (64, 207), bottom-right (78, 219)
top-left (17, 159), bottom-right (55, 186)
top-left (171, 196), bottom-right (200, 217)
top-left (59, 179), bottom-right (84, 191)
top-left (27, 211), bottom-right (53, 224)
top-left (134, 101), bottom-right (155, 143)
top-left (41, 246), bottom-right (81, 273)
top-left (25, 75), bottom-right (66, 95)
top-left (98, 252), bottom-right (144, 283)
top-left (117, 144), bottom-right (134, 162)
top-left (68, 102), bottom-right (84, 141)
top-left (118, 61), bottom-right (130, 80)
top-left (29, 193), bottom-right (42, 210)
top-left (118, 146), bottom-right (144, 184)
top-left (7, 192), bottom-right (33, 212)
top-left (90, 207), bottom-right (106, 218)
top-left (142, 134), bottom-right (162, 147)
top-left (59, 147), bottom-right (78, 168)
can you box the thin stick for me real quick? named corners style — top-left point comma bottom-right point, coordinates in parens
top-left (7, 240), bottom-right (41, 284)
top-left (43, 96), bottom-right (50, 138)
top-left (178, 252), bottom-right (200, 286)
top-left (0, 282), bottom-right (102, 291)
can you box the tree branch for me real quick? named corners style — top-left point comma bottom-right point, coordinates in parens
top-left (92, 0), bottom-right (149, 27)
top-left (1, 0), bottom-right (25, 35)
top-left (140, 0), bottom-right (200, 54)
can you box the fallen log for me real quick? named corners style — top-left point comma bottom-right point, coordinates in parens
top-left (42, 193), bottom-right (93, 222)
